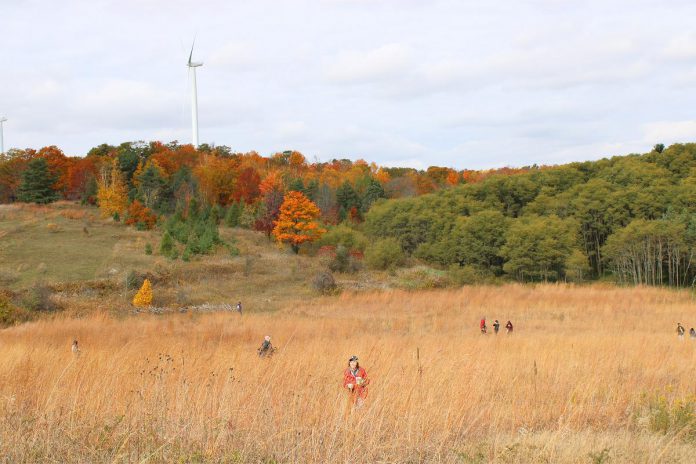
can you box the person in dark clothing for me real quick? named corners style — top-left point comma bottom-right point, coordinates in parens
top-left (258, 335), bottom-right (275, 357)
top-left (505, 320), bottom-right (513, 334)
top-left (690, 328), bottom-right (696, 339)
top-left (236, 301), bottom-right (242, 314)
top-left (493, 320), bottom-right (500, 335)
top-left (677, 323), bottom-right (685, 340)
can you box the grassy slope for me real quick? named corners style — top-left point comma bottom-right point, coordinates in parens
top-left (0, 202), bottom-right (330, 314)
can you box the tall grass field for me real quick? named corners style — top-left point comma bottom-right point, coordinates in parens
top-left (1, 284), bottom-right (695, 463)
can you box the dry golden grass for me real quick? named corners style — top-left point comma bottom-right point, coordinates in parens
top-left (1, 284), bottom-right (696, 463)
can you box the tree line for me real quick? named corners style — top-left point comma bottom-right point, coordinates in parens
top-left (4, 140), bottom-right (696, 287)
top-left (362, 143), bottom-right (696, 286)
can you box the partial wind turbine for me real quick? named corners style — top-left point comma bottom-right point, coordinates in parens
top-left (0, 117), bottom-right (7, 155)
top-left (187, 42), bottom-right (203, 148)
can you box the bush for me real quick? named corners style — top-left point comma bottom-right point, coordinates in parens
top-left (132, 279), bottom-right (153, 307)
top-left (328, 245), bottom-right (362, 274)
top-left (398, 266), bottom-right (449, 290)
top-left (159, 231), bottom-right (176, 258)
top-left (22, 283), bottom-right (58, 312)
top-left (145, 243), bottom-right (153, 255)
top-left (313, 271), bottom-right (338, 295)
top-left (125, 270), bottom-right (143, 290)
top-left (365, 238), bottom-right (405, 270)
top-left (319, 224), bottom-right (368, 252)
top-left (0, 295), bottom-right (33, 327)
top-left (448, 265), bottom-right (494, 286)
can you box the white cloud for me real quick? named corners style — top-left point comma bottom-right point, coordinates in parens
top-left (324, 43), bottom-right (411, 83)
top-left (664, 33), bottom-right (696, 60)
top-left (643, 121), bottom-right (696, 144)
top-left (208, 42), bottom-right (258, 68)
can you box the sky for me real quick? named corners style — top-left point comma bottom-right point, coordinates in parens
top-left (3, 0), bottom-right (696, 169)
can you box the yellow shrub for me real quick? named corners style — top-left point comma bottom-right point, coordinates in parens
top-left (132, 279), bottom-right (153, 307)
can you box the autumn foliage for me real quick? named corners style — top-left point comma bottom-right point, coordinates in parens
top-left (124, 200), bottom-right (158, 230)
top-left (273, 191), bottom-right (326, 253)
top-left (132, 279), bottom-right (153, 307)
top-left (96, 161), bottom-right (128, 218)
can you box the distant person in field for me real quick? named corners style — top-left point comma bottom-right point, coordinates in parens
top-left (505, 320), bottom-right (513, 334)
top-left (343, 355), bottom-right (369, 408)
top-left (257, 335), bottom-right (275, 357)
top-left (480, 317), bottom-right (487, 334)
top-left (677, 323), bottom-right (685, 340)
top-left (690, 328), bottom-right (696, 339)
top-left (236, 301), bottom-right (242, 314)
top-left (493, 320), bottom-right (500, 335)
top-left (71, 340), bottom-right (80, 357)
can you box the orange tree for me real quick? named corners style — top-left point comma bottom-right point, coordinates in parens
top-left (272, 191), bottom-right (326, 253)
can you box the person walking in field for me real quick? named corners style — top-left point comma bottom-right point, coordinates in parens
top-left (71, 340), bottom-right (80, 357)
top-left (505, 320), bottom-right (513, 334)
top-left (480, 317), bottom-right (487, 334)
top-left (690, 328), bottom-right (696, 339)
top-left (236, 301), bottom-right (242, 314)
top-left (677, 323), bottom-right (685, 340)
top-left (257, 335), bottom-right (275, 357)
top-left (493, 320), bottom-right (500, 335)
top-left (343, 355), bottom-right (369, 409)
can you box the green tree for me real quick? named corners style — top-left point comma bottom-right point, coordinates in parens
top-left (501, 215), bottom-right (578, 282)
top-left (452, 210), bottom-right (509, 274)
top-left (361, 179), bottom-right (386, 213)
top-left (17, 158), bottom-right (59, 204)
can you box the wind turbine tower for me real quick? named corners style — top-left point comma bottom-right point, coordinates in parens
top-left (0, 117), bottom-right (7, 155)
top-left (187, 44), bottom-right (203, 148)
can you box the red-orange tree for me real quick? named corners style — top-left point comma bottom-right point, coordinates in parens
top-left (272, 191), bottom-right (326, 253)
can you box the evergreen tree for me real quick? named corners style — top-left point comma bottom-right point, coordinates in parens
top-left (336, 181), bottom-right (360, 213)
top-left (361, 179), bottom-right (386, 213)
top-left (17, 158), bottom-right (59, 204)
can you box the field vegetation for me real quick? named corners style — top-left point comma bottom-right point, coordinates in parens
top-left (1, 285), bottom-right (695, 462)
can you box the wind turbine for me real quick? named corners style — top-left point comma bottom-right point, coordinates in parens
top-left (0, 117), bottom-right (6, 155)
top-left (187, 42), bottom-right (203, 148)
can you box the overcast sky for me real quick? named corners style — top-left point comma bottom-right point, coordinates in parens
top-left (3, 0), bottom-right (696, 169)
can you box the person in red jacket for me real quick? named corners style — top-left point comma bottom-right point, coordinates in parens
top-left (505, 320), bottom-right (514, 334)
top-left (343, 355), bottom-right (369, 408)
top-left (480, 317), bottom-right (487, 334)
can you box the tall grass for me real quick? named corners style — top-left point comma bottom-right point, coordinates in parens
top-left (1, 284), bottom-right (695, 462)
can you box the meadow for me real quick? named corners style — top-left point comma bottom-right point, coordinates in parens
top-left (1, 284), bottom-right (695, 463)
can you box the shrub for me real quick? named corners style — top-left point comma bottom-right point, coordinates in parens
top-left (159, 231), bottom-right (176, 258)
top-left (328, 245), bottom-right (362, 274)
top-left (22, 283), bottom-right (58, 312)
top-left (182, 247), bottom-right (192, 262)
top-left (0, 295), bottom-right (33, 327)
top-left (448, 265), bottom-right (494, 286)
top-left (365, 238), bottom-right (405, 270)
top-left (124, 200), bottom-right (157, 230)
top-left (125, 270), bottom-right (142, 290)
top-left (132, 279), bottom-right (153, 307)
top-left (398, 266), bottom-right (449, 290)
top-left (145, 243), bottom-right (153, 255)
top-left (319, 224), bottom-right (368, 252)
top-left (313, 271), bottom-right (338, 295)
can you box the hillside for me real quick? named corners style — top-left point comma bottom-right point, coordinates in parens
top-left (0, 202), bottom-right (445, 325)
